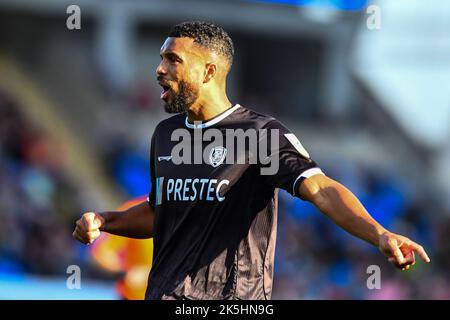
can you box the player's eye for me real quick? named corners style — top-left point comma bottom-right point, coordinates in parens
top-left (160, 53), bottom-right (182, 65)
top-left (170, 54), bottom-right (183, 63)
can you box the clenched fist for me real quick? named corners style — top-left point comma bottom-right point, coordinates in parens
top-left (72, 212), bottom-right (105, 245)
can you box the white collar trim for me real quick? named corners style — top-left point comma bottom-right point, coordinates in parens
top-left (185, 104), bottom-right (241, 129)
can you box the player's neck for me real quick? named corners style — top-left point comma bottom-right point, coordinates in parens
top-left (187, 93), bottom-right (232, 123)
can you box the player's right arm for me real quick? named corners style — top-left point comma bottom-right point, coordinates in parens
top-left (72, 201), bottom-right (155, 244)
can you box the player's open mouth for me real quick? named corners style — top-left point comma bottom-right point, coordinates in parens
top-left (160, 84), bottom-right (171, 100)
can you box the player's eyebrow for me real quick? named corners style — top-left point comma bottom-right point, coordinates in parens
top-left (160, 51), bottom-right (183, 62)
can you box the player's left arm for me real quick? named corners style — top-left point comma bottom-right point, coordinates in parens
top-left (298, 173), bottom-right (431, 270)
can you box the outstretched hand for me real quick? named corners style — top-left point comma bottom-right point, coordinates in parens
top-left (378, 231), bottom-right (430, 270)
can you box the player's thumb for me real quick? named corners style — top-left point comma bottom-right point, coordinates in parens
top-left (85, 212), bottom-right (101, 231)
top-left (391, 242), bottom-right (406, 265)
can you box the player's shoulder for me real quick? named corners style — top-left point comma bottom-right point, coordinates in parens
top-left (235, 104), bottom-right (285, 130)
top-left (153, 113), bottom-right (186, 135)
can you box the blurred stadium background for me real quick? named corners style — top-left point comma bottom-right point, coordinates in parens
top-left (0, 0), bottom-right (449, 299)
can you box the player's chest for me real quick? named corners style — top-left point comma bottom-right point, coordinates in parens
top-left (153, 136), bottom-right (251, 203)
top-left (153, 131), bottom-right (249, 179)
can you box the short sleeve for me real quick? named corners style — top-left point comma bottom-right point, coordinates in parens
top-left (259, 119), bottom-right (323, 197)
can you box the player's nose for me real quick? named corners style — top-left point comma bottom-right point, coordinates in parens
top-left (156, 61), bottom-right (167, 76)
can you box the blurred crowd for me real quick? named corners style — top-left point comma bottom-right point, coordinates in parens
top-left (1, 87), bottom-right (449, 299)
top-left (0, 90), bottom-right (102, 279)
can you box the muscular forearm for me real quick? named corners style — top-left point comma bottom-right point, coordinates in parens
top-left (302, 176), bottom-right (387, 247)
top-left (298, 174), bottom-right (430, 269)
top-left (99, 201), bottom-right (155, 239)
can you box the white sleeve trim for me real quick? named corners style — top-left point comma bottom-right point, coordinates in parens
top-left (292, 168), bottom-right (324, 196)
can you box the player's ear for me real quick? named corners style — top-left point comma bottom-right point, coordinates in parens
top-left (203, 63), bottom-right (216, 84)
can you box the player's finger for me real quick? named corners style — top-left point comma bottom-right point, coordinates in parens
top-left (74, 225), bottom-right (91, 243)
top-left (74, 228), bottom-right (88, 243)
top-left (389, 252), bottom-right (415, 270)
top-left (401, 249), bottom-right (415, 265)
top-left (401, 249), bottom-right (418, 269)
top-left (408, 241), bottom-right (430, 263)
top-left (86, 230), bottom-right (100, 242)
top-left (390, 241), bottom-right (406, 265)
top-left (388, 257), bottom-right (406, 269)
top-left (73, 229), bottom-right (88, 244)
top-left (75, 219), bottom-right (84, 231)
top-left (75, 225), bottom-right (98, 244)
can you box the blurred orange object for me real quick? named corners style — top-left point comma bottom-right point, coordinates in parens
top-left (90, 195), bottom-right (153, 300)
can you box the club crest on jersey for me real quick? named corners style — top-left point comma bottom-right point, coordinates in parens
top-left (209, 146), bottom-right (227, 167)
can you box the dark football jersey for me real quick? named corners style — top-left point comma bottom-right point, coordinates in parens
top-left (145, 104), bottom-right (323, 300)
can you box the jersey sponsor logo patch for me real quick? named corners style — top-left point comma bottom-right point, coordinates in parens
top-left (209, 147), bottom-right (227, 167)
top-left (284, 133), bottom-right (310, 159)
top-left (164, 177), bottom-right (230, 202)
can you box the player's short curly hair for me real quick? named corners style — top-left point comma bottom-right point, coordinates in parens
top-left (168, 21), bottom-right (234, 68)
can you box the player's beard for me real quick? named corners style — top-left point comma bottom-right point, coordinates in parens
top-left (164, 80), bottom-right (199, 114)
